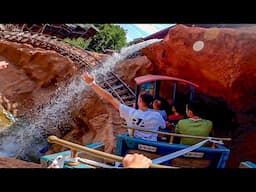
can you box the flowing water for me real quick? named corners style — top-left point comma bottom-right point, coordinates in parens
top-left (0, 39), bottom-right (162, 161)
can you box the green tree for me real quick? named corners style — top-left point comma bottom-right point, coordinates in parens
top-left (87, 24), bottom-right (127, 53)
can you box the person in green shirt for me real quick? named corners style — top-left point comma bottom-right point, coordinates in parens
top-left (176, 101), bottom-right (213, 145)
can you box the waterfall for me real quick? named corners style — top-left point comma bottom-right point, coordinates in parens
top-left (0, 39), bottom-right (162, 161)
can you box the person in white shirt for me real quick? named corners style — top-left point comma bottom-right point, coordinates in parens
top-left (83, 72), bottom-right (166, 141)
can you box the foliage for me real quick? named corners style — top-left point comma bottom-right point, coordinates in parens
top-left (64, 24), bottom-right (128, 53)
top-left (87, 24), bottom-right (127, 53)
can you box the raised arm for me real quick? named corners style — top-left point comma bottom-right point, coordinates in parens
top-left (83, 72), bottom-right (120, 110)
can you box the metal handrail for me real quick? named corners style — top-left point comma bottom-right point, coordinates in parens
top-left (47, 136), bottom-right (177, 169)
top-left (122, 125), bottom-right (232, 141)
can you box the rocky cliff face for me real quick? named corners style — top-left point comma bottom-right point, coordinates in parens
top-left (142, 24), bottom-right (256, 113)
top-left (141, 24), bottom-right (256, 167)
top-left (113, 56), bottom-right (154, 88)
top-left (0, 40), bottom-right (77, 111)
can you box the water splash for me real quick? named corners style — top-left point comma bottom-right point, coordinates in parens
top-left (0, 74), bottom-right (88, 160)
top-left (91, 39), bottom-right (162, 76)
top-left (0, 39), bottom-right (161, 161)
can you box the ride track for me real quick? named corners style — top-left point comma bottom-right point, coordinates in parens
top-left (0, 30), bottom-right (136, 106)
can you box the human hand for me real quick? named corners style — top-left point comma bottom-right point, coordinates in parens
top-left (48, 155), bottom-right (64, 168)
top-left (122, 153), bottom-right (152, 168)
top-left (0, 61), bottom-right (8, 70)
top-left (83, 72), bottom-right (95, 85)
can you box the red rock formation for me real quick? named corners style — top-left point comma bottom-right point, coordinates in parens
top-left (114, 56), bottom-right (154, 88)
top-left (142, 24), bottom-right (256, 112)
top-left (141, 24), bottom-right (256, 167)
top-left (0, 40), bottom-right (77, 110)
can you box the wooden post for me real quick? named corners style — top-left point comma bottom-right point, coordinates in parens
top-left (67, 149), bottom-right (80, 166)
top-left (169, 136), bottom-right (174, 144)
top-left (128, 128), bottom-right (135, 137)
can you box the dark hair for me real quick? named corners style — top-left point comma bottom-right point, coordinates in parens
top-left (154, 97), bottom-right (169, 111)
top-left (153, 99), bottom-right (162, 109)
top-left (173, 103), bottom-right (186, 116)
top-left (186, 100), bottom-right (203, 116)
top-left (139, 92), bottom-right (153, 107)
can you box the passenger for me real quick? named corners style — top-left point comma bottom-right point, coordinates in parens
top-left (83, 72), bottom-right (166, 141)
top-left (151, 99), bottom-right (168, 121)
top-left (163, 98), bottom-right (174, 115)
top-left (0, 61), bottom-right (8, 70)
top-left (175, 101), bottom-right (213, 145)
top-left (122, 153), bottom-right (152, 168)
top-left (167, 98), bottom-right (173, 106)
top-left (168, 104), bottom-right (185, 123)
top-left (165, 104), bottom-right (185, 132)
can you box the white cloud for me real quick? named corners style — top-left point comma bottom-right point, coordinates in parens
top-left (134, 24), bottom-right (161, 34)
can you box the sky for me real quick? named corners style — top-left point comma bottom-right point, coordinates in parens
top-left (117, 24), bottom-right (175, 42)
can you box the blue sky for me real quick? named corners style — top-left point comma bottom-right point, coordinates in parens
top-left (117, 24), bottom-right (175, 42)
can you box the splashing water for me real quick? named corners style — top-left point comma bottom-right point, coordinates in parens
top-left (0, 39), bottom-right (161, 161)
top-left (0, 74), bottom-right (88, 160)
top-left (91, 39), bottom-right (162, 76)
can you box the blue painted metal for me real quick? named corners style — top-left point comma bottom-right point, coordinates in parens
top-left (41, 133), bottom-right (230, 168)
top-left (114, 133), bottom-right (230, 168)
top-left (40, 142), bottom-right (104, 168)
top-left (85, 142), bottom-right (104, 149)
